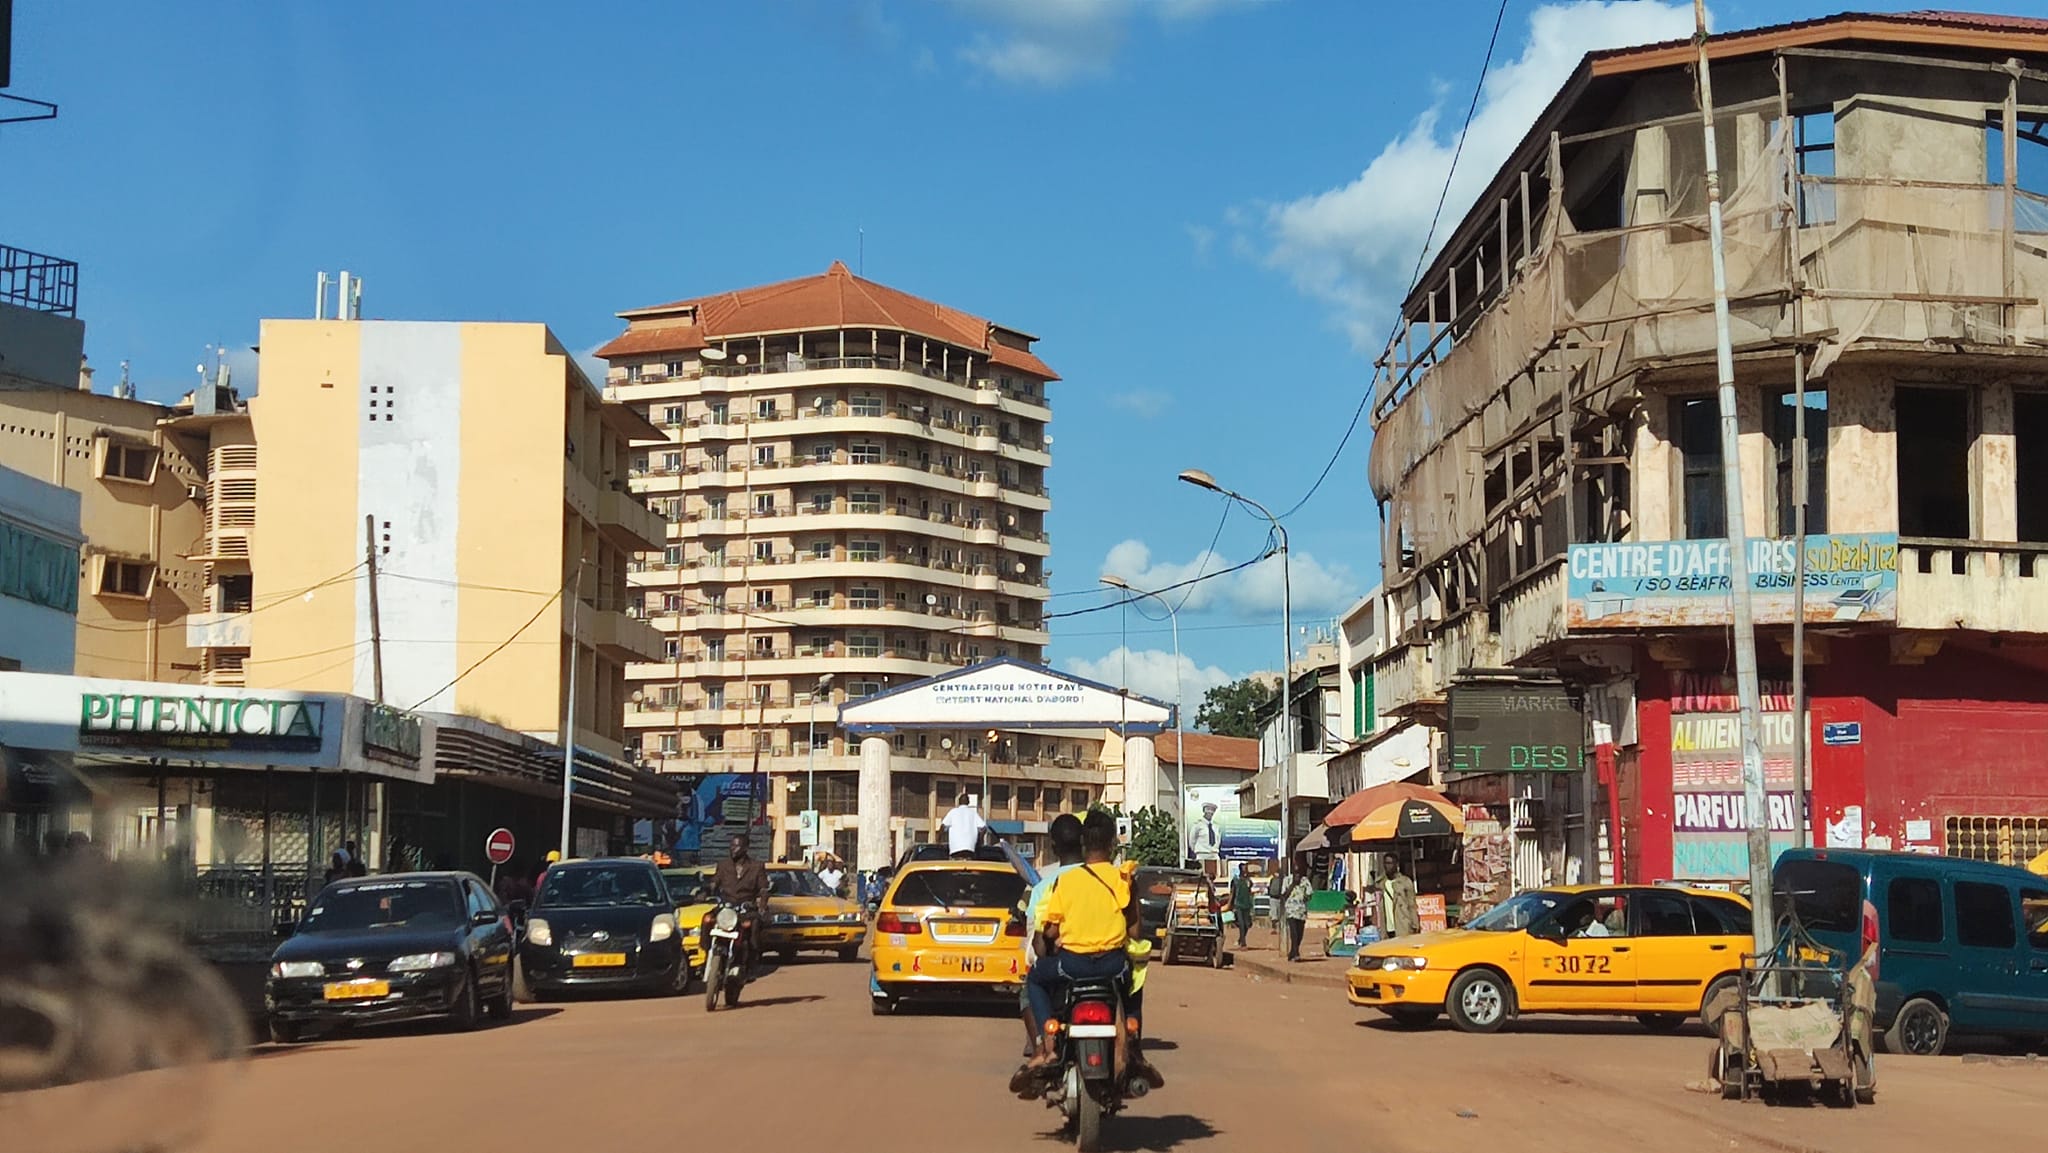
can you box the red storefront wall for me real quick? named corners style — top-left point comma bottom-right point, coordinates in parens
top-left (1628, 638), bottom-right (2048, 881)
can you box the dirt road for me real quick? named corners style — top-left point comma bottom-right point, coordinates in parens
top-left (7, 954), bottom-right (2043, 1153)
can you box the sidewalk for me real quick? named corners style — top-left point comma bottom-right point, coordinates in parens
top-left (1225, 923), bottom-right (1352, 990)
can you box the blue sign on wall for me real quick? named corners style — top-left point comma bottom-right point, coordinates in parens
top-left (1821, 722), bottom-right (1862, 747)
top-left (1567, 533), bottom-right (1898, 629)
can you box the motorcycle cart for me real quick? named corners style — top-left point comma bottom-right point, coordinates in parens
top-left (1160, 877), bottom-right (1225, 968)
top-left (1713, 929), bottom-right (1877, 1107)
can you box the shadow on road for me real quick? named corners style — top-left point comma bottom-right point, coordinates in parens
top-left (1353, 1015), bottom-right (1708, 1039)
top-left (1141, 1038), bottom-right (1180, 1052)
top-left (727, 995), bottom-right (826, 1010)
top-left (1035, 1114), bottom-right (1219, 1151)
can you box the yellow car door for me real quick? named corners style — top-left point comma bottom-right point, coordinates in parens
top-left (1627, 888), bottom-right (1738, 1012)
top-left (1520, 891), bottom-right (1637, 1009)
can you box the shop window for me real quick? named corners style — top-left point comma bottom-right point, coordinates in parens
top-left (2016, 392), bottom-right (2048, 542)
top-left (1672, 396), bottom-right (1725, 540)
top-left (1769, 388), bottom-right (1829, 536)
top-left (97, 439), bottom-right (159, 484)
top-left (96, 558), bottom-right (156, 600)
top-left (1896, 387), bottom-right (1971, 539)
top-left (1887, 876), bottom-right (1944, 944)
top-left (1955, 881), bottom-right (2016, 950)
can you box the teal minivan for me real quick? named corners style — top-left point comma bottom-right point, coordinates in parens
top-left (1773, 848), bottom-right (2048, 1055)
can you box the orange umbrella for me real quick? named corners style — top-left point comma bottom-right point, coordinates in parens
top-left (1333, 781), bottom-right (1464, 842)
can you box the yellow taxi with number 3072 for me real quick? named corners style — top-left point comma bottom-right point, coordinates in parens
top-left (869, 860), bottom-right (1029, 1016)
top-left (1348, 884), bottom-right (1753, 1035)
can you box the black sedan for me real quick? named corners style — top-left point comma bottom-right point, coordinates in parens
top-left (519, 858), bottom-right (686, 998)
top-left (265, 871), bottom-right (516, 1043)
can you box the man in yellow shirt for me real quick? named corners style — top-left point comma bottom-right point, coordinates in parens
top-left (1015, 811), bottom-right (1163, 1092)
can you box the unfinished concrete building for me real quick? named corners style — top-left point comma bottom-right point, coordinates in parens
top-left (1367, 11), bottom-right (2048, 886)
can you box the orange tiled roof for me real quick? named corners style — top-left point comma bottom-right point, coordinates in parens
top-left (1155, 731), bottom-right (1259, 773)
top-left (600, 262), bottom-right (1057, 379)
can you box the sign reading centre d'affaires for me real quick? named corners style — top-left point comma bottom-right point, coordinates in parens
top-left (839, 658), bottom-right (1175, 732)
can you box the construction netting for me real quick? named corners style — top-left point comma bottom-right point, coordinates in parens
top-left (1373, 111), bottom-right (2048, 572)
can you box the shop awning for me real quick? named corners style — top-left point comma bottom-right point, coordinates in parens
top-left (1333, 780), bottom-right (1465, 842)
top-left (1294, 824), bottom-right (1339, 853)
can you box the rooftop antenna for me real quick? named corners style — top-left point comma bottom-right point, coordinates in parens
top-left (114, 360), bottom-right (135, 401)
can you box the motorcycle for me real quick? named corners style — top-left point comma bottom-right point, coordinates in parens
top-left (1039, 941), bottom-right (1154, 1152)
top-left (700, 901), bottom-right (755, 1012)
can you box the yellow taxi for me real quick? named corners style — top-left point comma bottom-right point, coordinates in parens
top-left (1347, 884), bottom-right (1753, 1034)
top-left (762, 864), bottom-right (868, 961)
top-left (869, 859), bottom-right (1030, 1015)
top-left (661, 866), bottom-right (716, 985)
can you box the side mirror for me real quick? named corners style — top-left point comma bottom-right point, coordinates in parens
top-left (471, 910), bottom-right (499, 927)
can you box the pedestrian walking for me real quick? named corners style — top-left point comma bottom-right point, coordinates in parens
top-left (1229, 865), bottom-right (1255, 949)
top-left (1265, 863), bottom-right (1289, 942)
top-left (1283, 862), bottom-right (1312, 962)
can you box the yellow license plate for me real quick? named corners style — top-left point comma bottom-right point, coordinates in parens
top-left (573, 953), bottom-right (628, 968)
top-left (323, 980), bottom-right (390, 1001)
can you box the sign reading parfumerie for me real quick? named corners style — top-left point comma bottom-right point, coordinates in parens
top-left (79, 692), bottom-right (327, 752)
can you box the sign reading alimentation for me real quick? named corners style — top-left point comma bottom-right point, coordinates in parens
top-left (79, 692), bottom-right (327, 752)
top-left (1447, 682), bottom-right (1583, 774)
top-left (1566, 533), bottom-right (1898, 629)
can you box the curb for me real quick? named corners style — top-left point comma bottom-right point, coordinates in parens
top-left (1232, 953), bottom-right (1350, 991)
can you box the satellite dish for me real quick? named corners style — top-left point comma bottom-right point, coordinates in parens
top-left (1044, 435), bottom-right (1054, 446)
top-left (734, 353), bottom-right (749, 366)
top-left (699, 347), bottom-right (729, 362)
top-left (925, 593), bottom-right (939, 606)
top-left (941, 737), bottom-right (954, 751)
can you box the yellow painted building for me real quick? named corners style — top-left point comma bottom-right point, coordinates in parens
top-left (240, 320), bottom-right (665, 754)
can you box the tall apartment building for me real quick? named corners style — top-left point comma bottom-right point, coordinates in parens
top-left (217, 319), bottom-right (667, 756)
top-left (0, 243), bottom-right (205, 680)
top-left (1364, 12), bottom-right (2048, 885)
top-left (602, 261), bottom-right (1062, 856)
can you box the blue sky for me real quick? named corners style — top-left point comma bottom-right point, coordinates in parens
top-left (1, 0), bottom-right (1940, 706)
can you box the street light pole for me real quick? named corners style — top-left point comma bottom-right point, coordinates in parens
top-left (805, 674), bottom-right (834, 845)
top-left (1103, 573), bottom-right (1185, 845)
top-left (1178, 470), bottom-right (1292, 859)
top-left (558, 558), bottom-right (588, 860)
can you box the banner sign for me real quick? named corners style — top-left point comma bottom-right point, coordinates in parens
top-left (1183, 783), bottom-right (1280, 862)
top-left (362, 703), bottom-right (423, 764)
top-left (1448, 682), bottom-right (1583, 774)
top-left (661, 773), bottom-right (771, 863)
top-left (1567, 533), bottom-right (1899, 628)
top-left (80, 692), bottom-right (325, 752)
top-left (839, 657), bottom-right (1174, 733)
top-left (1671, 792), bottom-right (1805, 833)
top-left (1670, 711), bottom-right (1798, 791)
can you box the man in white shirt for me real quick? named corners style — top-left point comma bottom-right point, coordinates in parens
top-left (940, 794), bottom-right (988, 859)
top-left (817, 858), bottom-right (846, 896)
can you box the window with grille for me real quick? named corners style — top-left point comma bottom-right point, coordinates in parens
top-left (811, 541), bottom-right (832, 560)
top-left (852, 395), bottom-right (883, 418)
top-left (811, 588), bottom-right (831, 607)
top-left (811, 492), bottom-right (832, 513)
top-left (850, 491), bottom-right (881, 514)
top-left (849, 540), bottom-right (881, 562)
top-left (850, 586), bottom-right (881, 609)
top-left (848, 634), bottom-right (881, 658)
top-left (756, 399), bottom-right (779, 420)
top-left (813, 443), bottom-right (833, 463)
top-left (850, 442), bottom-right (882, 465)
top-left (1945, 816), bottom-right (2048, 868)
top-left (754, 445), bottom-right (776, 467)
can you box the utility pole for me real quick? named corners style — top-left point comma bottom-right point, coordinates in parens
top-left (1693, 0), bottom-right (1776, 959)
top-left (557, 559), bottom-right (584, 858)
top-left (364, 514), bottom-right (385, 703)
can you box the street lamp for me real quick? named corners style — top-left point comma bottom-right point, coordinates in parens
top-left (1102, 573), bottom-right (1185, 845)
top-left (558, 555), bottom-right (596, 860)
top-left (805, 673), bottom-right (835, 844)
top-left (1178, 468), bottom-right (1293, 858)
top-left (982, 729), bottom-right (998, 809)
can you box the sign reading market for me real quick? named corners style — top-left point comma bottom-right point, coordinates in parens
top-left (79, 691), bottom-right (328, 753)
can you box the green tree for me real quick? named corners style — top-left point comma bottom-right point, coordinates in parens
top-left (1194, 675), bottom-right (1275, 738)
top-left (1126, 806), bottom-right (1181, 868)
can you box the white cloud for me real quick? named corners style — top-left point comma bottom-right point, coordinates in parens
top-left (1100, 538), bottom-right (1359, 616)
top-left (574, 342), bottom-right (610, 390)
top-left (945, 0), bottom-right (1264, 86)
top-left (1253, 1), bottom-right (1694, 349)
top-left (1063, 647), bottom-right (1236, 707)
top-left (1186, 223), bottom-right (1216, 263)
top-left (1107, 389), bottom-right (1169, 418)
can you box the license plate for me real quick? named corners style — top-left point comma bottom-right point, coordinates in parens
top-left (323, 980), bottom-right (390, 1001)
top-left (930, 920), bottom-right (997, 943)
top-left (573, 953), bottom-right (627, 968)
top-left (934, 954), bottom-right (989, 974)
top-left (710, 929), bottom-right (738, 940)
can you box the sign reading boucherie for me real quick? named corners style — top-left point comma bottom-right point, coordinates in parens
top-left (1566, 532), bottom-right (1898, 628)
top-left (1447, 682), bottom-right (1582, 775)
top-left (79, 692), bottom-right (327, 752)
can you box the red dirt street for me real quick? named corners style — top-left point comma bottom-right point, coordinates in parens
top-left (9, 950), bottom-right (2044, 1153)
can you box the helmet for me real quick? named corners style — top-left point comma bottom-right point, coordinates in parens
top-left (545, 850), bottom-right (562, 864)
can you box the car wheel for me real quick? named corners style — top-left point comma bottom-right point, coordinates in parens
top-left (448, 970), bottom-right (481, 1032)
top-left (1884, 997), bottom-right (1948, 1056)
top-left (1701, 974), bottom-right (1741, 1035)
top-left (266, 1018), bottom-right (304, 1045)
top-left (511, 957), bottom-right (534, 1004)
top-left (1445, 969), bottom-right (1512, 1034)
top-left (1384, 1006), bottom-right (1439, 1030)
top-left (1637, 1012), bottom-right (1687, 1033)
top-left (484, 973), bottom-right (514, 1021)
top-left (871, 994), bottom-right (896, 1016)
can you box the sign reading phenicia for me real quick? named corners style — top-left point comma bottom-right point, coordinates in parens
top-left (485, 827), bottom-right (516, 865)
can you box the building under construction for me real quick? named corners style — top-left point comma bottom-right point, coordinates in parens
top-left (1367, 11), bottom-right (2048, 886)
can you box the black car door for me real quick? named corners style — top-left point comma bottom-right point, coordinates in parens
top-left (464, 879), bottom-right (512, 992)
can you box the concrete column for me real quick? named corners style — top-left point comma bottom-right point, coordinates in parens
top-left (1124, 735), bottom-right (1159, 815)
top-left (858, 736), bottom-right (892, 871)
top-left (1976, 381), bottom-right (2017, 542)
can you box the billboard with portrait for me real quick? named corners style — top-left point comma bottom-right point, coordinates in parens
top-left (1182, 783), bottom-right (1280, 863)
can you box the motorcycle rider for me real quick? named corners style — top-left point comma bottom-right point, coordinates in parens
top-left (711, 833), bottom-right (770, 970)
top-left (1012, 810), bottom-right (1165, 1095)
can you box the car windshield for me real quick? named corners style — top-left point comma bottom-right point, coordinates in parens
top-left (301, 881), bottom-right (462, 933)
top-left (662, 871), bottom-right (708, 904)
top-left (769, 870), bottom-right (833, 898)
top-left (538, 865), bottom-right (665, 907)
top-left (890, 869), bottom-right (1027, 910)
top-left (1466, 890), bottom-right (1573, 932)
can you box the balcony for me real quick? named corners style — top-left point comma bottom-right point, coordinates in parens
top-left (186, 610), bottom-right (253, 649)
top-left (592, 610), bottom-right (666, 663)
top-left (598, 488), bottom-right (667, 550)
top-left (1897, 539), bottom-right (2048, 635)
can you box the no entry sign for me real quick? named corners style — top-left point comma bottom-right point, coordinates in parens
top-left (485, 827), bottom-right (516, 866)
